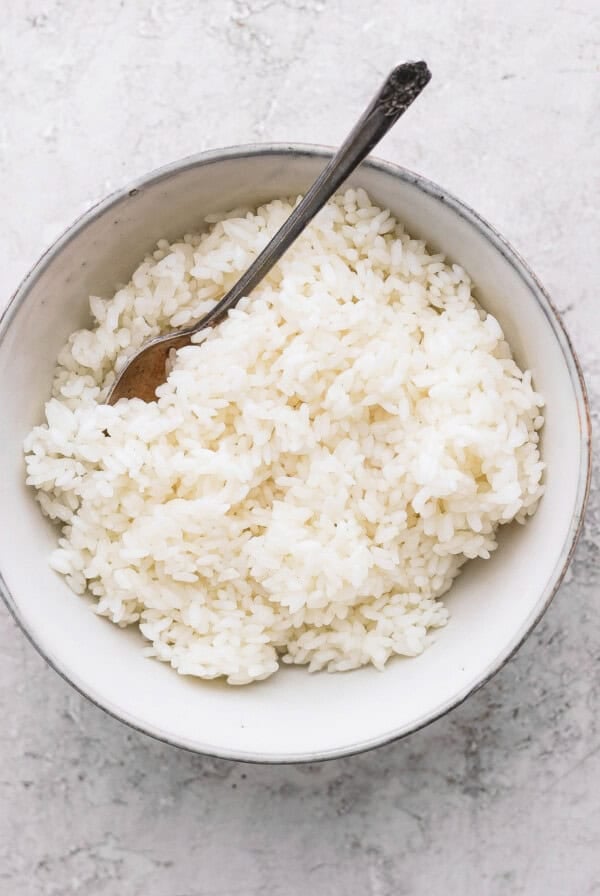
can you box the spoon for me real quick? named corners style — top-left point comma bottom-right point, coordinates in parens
top-left (107, 61), bottom-right (431, 404)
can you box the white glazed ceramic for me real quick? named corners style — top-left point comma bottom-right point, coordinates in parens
top-left (0, 146), bottom-right (591, 762)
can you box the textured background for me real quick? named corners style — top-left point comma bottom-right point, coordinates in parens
top-left (1, 1), bottom-right (598, 894)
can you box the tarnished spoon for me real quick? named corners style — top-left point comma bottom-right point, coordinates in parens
top-left (107, 61), bottom-right (431, 404)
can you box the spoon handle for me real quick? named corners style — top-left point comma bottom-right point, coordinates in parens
top-left (194, 61), bottom-right (431, 331)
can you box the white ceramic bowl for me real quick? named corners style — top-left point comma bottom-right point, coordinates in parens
top-left (0, 146), bottom-right (591, 762)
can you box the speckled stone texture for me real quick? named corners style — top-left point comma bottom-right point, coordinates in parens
top-left (1, 1), bottom-right (598, 894)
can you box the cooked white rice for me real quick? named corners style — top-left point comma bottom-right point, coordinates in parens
top-left (24, 188), bottom-right (545, 684)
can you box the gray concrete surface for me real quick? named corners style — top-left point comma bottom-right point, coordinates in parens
top-left (1, 1), bottom-right (598, 894)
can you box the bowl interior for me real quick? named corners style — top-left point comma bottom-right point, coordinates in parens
top-left (0, 147), bottom-right (588, 760)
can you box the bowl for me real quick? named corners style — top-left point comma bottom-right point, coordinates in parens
top-left (0, 145), bottom-right (591, 762)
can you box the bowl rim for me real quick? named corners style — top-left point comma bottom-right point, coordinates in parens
top-left (0, 142), bottom-right (592, 763)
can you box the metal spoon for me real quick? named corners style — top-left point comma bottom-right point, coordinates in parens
top-left (107, 61), bottom-right (431, 404)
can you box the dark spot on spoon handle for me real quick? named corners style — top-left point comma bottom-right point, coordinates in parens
top-left (374, 61), bottom-right (432, 120)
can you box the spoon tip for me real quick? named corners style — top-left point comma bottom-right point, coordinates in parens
top-left (394, 60), bottom-right (432, 86)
